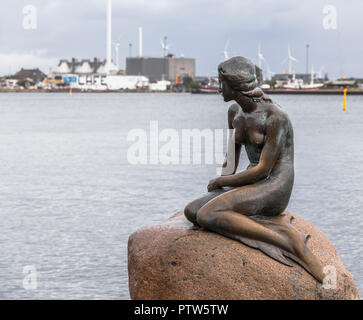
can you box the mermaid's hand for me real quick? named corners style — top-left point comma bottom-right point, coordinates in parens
top-left (207, 177), bottom-right (222, 192)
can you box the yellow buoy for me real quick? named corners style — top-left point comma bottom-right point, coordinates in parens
top-left (343, 88), bottom-right (347, 111)
top-left (69, 88), bottom-right (72, 96)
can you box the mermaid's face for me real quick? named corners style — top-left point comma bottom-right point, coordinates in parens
top-left (218, 76), bottom-right (234, 102)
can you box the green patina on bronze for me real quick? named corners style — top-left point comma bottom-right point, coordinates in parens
top-left (184, 56), bottom-right (324, 282)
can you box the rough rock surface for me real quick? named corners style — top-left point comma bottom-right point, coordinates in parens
top-left (128, 211), bottom-right (360, 300)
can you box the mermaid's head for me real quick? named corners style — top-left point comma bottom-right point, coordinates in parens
top-left (218, 56), bottom-right (263, 102)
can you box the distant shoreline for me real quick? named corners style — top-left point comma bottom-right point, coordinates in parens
top-left (264, 88), bottom-right (363, 95)
top-left (0, 88), bottom-right (172, 94)
top-left (1, 88), bottom-right (363, 95)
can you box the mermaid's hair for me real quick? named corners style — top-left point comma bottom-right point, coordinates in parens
top-left (218, 56), bottom-right (264, 98)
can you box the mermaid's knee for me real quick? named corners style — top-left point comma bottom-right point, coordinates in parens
top-left (184, 203), bottom-right (197, 224)
top-left (196, 206), bottom-right (218, 228)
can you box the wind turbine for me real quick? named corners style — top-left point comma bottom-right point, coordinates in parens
top-left (281, 45), bottom-right (299, 74)
top-left (317, 65), bottom-right (325, 78)
top-left (257, 42), bottom-right (265, 70)
top-left (161, 36), bottom-right (170, 57)
top-left (223, 40), bottom-right (230, 60)
top-left (112, 42), bottom-right (120, 69)
top-left (265, 61), bottom-right (275, 80)
top-left (257, 43), bottom-right (274, 80)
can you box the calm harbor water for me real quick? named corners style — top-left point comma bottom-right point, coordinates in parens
top-left (0, 92), bottom-right (362, 299)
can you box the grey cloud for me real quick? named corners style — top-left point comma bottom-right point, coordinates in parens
top-left (0, 0), bottom-right (362, 78)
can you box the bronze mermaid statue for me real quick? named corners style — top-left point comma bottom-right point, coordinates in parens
top-left (184, 56), bottom-right (324, 282)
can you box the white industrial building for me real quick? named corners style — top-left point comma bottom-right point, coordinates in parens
top-left (59, 73), bottom-right (148, 90)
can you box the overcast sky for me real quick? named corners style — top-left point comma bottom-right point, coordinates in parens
top-left (1, 0), bottom-right (362, 78)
